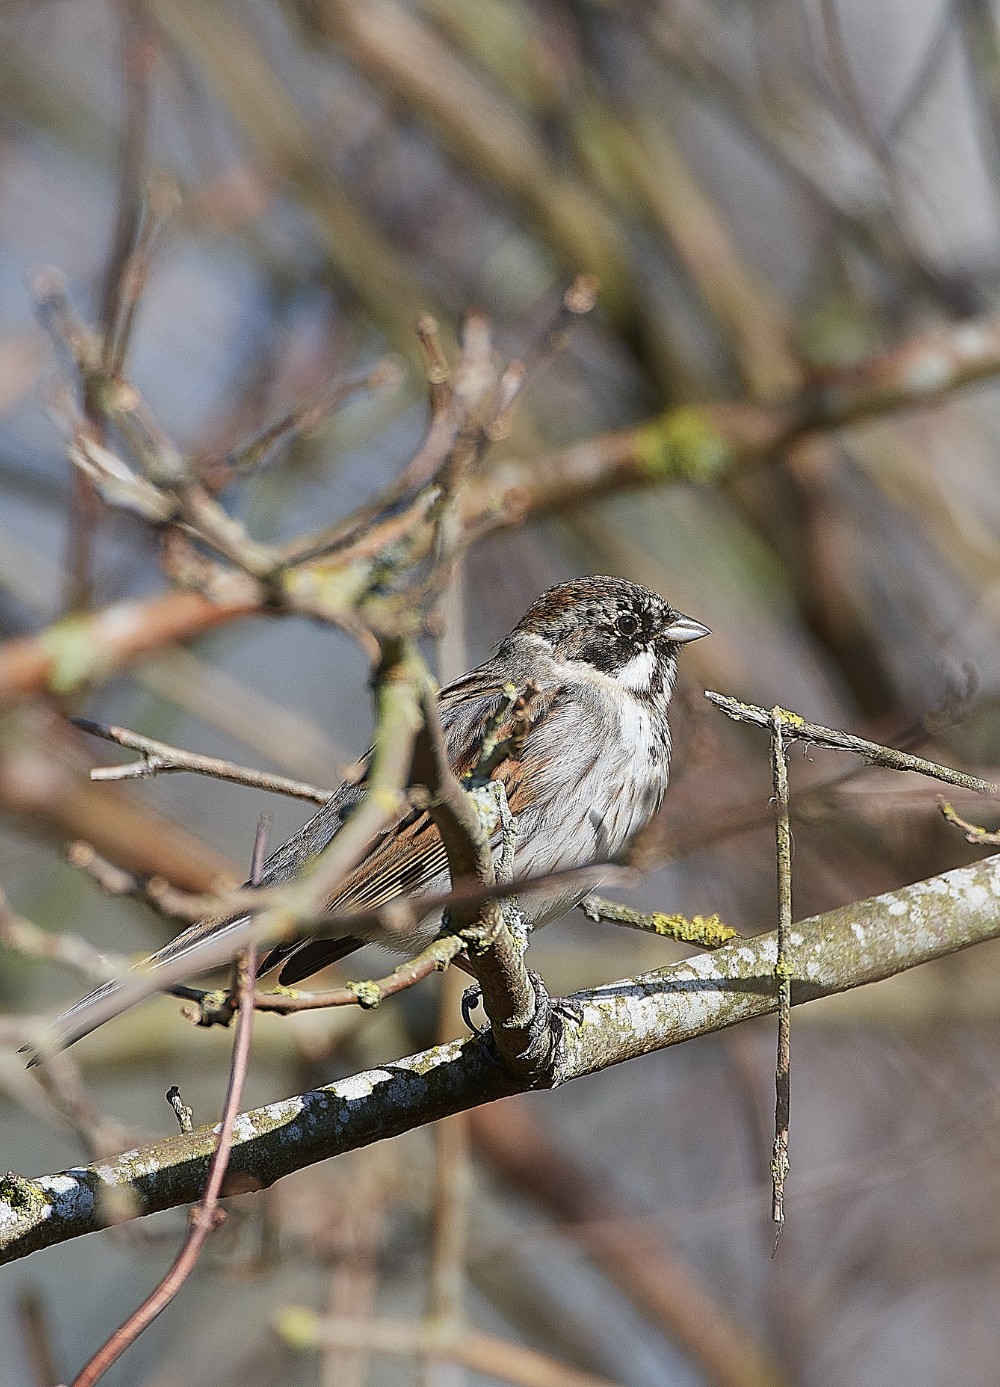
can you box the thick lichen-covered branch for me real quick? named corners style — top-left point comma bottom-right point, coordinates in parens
top-left (6, 852), bottom-right (1000, 1265)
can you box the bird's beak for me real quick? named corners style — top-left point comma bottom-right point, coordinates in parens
top-left (663, 613), bottom-right (711, 643)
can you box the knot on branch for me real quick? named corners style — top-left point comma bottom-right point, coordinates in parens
top-left (179, 988), bottom-right (237, 1029)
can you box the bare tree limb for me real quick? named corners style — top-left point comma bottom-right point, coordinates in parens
top-left (6, 852), bottom-right (1000, 1265)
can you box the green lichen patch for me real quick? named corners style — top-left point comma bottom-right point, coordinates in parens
top-left (38, 616), bottom-right (108, 693)
top-left (0, 1172), bottom-right (48, 1217)
top-left (634, 408), bottom-right (732, 485)
top-left (349, 980), bottom-right (383, 1009)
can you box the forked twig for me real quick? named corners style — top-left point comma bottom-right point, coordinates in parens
top-left (184, 935), bottom-right (466, 1020)
top-left (705, 692), bottom-right (999, 794)
top-left (705, 690), bottom-right (1000, 1245)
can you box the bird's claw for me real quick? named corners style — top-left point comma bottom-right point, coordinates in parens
top-left (461, 982), bottom-right (487, 1035)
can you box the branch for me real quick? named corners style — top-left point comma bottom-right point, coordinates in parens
top-left (578, 896), bottom-right (737, 949)
top-left (0, 587), bottom-right (261, 711)
top-left (194, 935), bottom-right (466, 1018)
top-left (9, 309), bottom-right (1000, 709)
top-left (62, 840), bottom-right (625, 940)
top-left (223, 357), bottom-right (404, 477)
top-left (705, 692), bottom-right (999, 794)
top-left (69, 938), bottom-right (259, 1387)
top-left (7, 852), bottom-right (1000, 1264)
top-left (412, 681), bottom-right (552, 1079)
top-left (461, 313), bottom-right (1000, 530)
top-left (276, 1314), bottom-right (619, 1387)
top-left (939, 799), bottom-right (1000, 845)
top-left (0, 887), bottom-right (128, 982)
top-left (31, 639), bottom-right (429, 1050)
top-left (72, 718), bottom-right (334, 804)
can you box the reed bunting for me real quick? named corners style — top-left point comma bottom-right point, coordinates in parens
top-left (44, 576), bottom-right (709, 1053)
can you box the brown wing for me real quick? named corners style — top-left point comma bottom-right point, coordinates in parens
top-left (273, 677), bottom-right (563, 984)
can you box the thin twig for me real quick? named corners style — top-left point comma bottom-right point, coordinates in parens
top-left (939, 798), bottom-right (1000, 845)
top-left (769, 710), bottom-right (793, 1246)
top-left (30, 1050), bottom-right (130, 1160)
top-left (817, 0), bottom-right (893, 169)
top-left (64, 838), bottom-right (624, 940)
top-left (65, 840), bottom-right (233, 924)
top-left (194, 935), bottom-right (466, 1019)
top-left (99, 0), bottom-right (153, 370)
top-left (424, 568), bottom-right (472, 1387)
top-left (705, 692), bottom-right (999, 794)
top-left (278, 1314), bottom-right (620, 1387)
top-left (224, 358), bottom-right (404, 477)
top-left (106, 174), bottom-right (181, 380)
top-left (579, 896), bottom-right (738, 949)
top-left (886, 0), bottom-right (956, 142)
top-left (72, 718), bottom-right (334, 803)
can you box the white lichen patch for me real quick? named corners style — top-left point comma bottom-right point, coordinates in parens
top-left (36, 1174), bottom-right (89, 1218)
top-left (806, 958), bottom-right (820, 979)
top-left (851, 922), bottom-right (866, 943)
top-left (37, 1174), bottom-right (77, 1194)
top-left (228, 1096), bottom-right (305, 1145)
top-left (903, 351), bottom-right (952, 393)
top-left (954, 324), bottom-right (988, 357)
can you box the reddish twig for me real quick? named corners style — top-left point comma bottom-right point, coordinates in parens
top-left (69, 925), bottom-right (259, 1385)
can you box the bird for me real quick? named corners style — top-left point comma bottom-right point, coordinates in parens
top-left (40, 576), bottom-right (709, 1055)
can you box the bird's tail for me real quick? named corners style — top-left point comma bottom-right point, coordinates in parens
top-left (25, 911), bottom-right (258, 1063)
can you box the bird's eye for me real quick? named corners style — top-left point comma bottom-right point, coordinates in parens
top-left (616, 612), bottom-right (639, 637)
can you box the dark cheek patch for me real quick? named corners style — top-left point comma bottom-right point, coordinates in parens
top-left (576, 636), bottom-right (627, 673)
